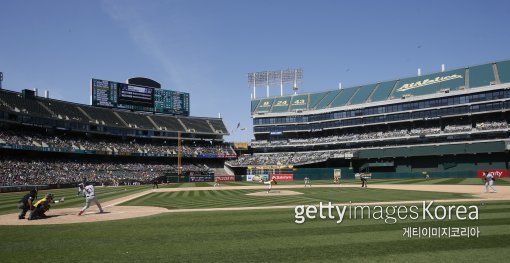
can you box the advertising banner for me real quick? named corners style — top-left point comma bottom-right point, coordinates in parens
top-left (234, 143), bottom-right (248, 150)
top-left (190, 174), bottom-right (214, 182)
top-left (215, 175), bottom-right (235, 182)
top-left (247, 174), bottom-right (269, 182)
top-left (271, 174), bottom-right (294, 181)
top-left (476, 170), bottom-right (509, 178)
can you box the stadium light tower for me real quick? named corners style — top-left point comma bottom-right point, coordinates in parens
top-left (0, 72), bottom-right (3, 89)
top-left (248, 68), bottom-right (303, 98)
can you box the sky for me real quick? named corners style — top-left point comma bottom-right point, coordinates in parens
top-left (1, 0), bottom-right (509, 142)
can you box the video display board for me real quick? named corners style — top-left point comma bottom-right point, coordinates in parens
top-left (91, 78), bottom-right (189, 116)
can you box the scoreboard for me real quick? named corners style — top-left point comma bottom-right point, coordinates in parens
top-left (91, 78), bottom-right (189, 116)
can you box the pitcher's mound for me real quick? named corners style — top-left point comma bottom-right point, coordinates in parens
top-left (247, 190), bottom-right (303, 196)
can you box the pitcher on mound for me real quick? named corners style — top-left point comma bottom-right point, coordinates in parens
top-left (264, 177), bottom-right (278, 193)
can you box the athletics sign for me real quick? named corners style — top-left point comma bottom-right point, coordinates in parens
top-left (397, 74), bottom-right (463, 92)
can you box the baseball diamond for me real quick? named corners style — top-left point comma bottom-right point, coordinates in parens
top-left (2, 1), bottom-right (510, 262)
top-left (0, 181), bottom-right (510, 262)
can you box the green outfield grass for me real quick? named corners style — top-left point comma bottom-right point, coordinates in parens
top-left (121, 187), bottom-right (473, 210)
top-left (1, 200), bottom-right (509, 262)
top-left (161, 177), bottom-right (510, 187)
top-left (1, 181), bottom-right (508, 262)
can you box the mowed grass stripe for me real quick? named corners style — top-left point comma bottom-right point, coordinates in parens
top-left (434, 178), bottom-right (466, 184)
top-left (392, 179), bottom-right (429, 184)
top-left (122, 188), bottom-right (474, 210)
top-left (1, 204), bottom-right (509, 262)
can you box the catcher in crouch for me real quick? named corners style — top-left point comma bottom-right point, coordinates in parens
top-left (28, 193), bottom-right (54, 220)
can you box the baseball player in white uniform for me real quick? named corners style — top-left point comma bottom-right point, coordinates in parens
top-left (304, 177), bottom-right (311, 187)
top-left (78, 183), bottom-right (104, 215)
top-left (484, 171), bottom-right (497, 193)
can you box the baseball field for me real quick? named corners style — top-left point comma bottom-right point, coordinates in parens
top-left (1, 178), bottom-right (510, 262)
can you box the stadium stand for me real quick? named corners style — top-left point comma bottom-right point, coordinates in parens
top-left (81, 106), bottom-right (125, 127)
top-left (289, 94), bottom-right (308, 111)
top-left (271, 96), bottom-right (291, 113)
top-left (349, 84), bottom-right (377, 105)
top-left (0, 130), bottom-right (235, 157)
top-left (0, 90), bottom-right (52, 117)
top-left (0, 86), bottom-right (233, 187)
top-left (469, 63), bottom-right (495, 88)
top-left (315, 90), bottom-right (341, 110)
top-left (308, 92), bottom-right (328, 109)
top-left (369, 81), bottom-right (396, 102)
top-left (233, 60), bottom-right (510, 180)
top-left (330, 86), bottom-right (358, 107)
top-left (115, 111), bottom-right (157, 129)
top-left (39, 98), bottom-right (89, 121)
top-left (209, 119), bottom-right (229, 134)
top-left (0, 158), bottom-right (211, 186)
top-left (150, 115), bottom-right (186, 132)
top-left (497, 60), bottom-right (510, 83)
top-left (179, 117), bottom-right (215, 133)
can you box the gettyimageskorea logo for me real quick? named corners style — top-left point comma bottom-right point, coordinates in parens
top-left (397, 74), bottom-right (463, 92)
top-left (294, 201), bottom-right (480, 238)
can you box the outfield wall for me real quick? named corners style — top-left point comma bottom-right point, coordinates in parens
top-left (294, 167), bottom-right (354, 180)
top-left (292, 152), bottom-right (509, 180)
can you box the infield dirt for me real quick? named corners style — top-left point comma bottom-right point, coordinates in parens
top-left (0, 184), bottom-right (507, 225)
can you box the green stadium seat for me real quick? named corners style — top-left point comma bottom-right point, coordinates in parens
top-left (349, 84), bottom-right (378, 105)
top-left (116, 111), bottom-right (157, 129)
top-left (330, 87), bottom-right (358, 107)
top-left (179, 117), bottom-right (215, 133)
top-left (496, 61), bottom-right (510, 84)
top-left (289, 94), bottom-right (309, 111)
top-left (308, 92), bottom-right (328, 110)
top-left (271, 96), bottom-right (291, 112)
top-left (150, 115), bottom-right (186, 132)
top-left (254, 98), bottom-right (275, 113)
top-left (469, 64), bottom-right (495, 88)
top-left (251, 100), bottom-right (260, 113)
top-left (315, 90), bottom-right (341, 109)
top-left (369, 81), bottom-right (396, 102)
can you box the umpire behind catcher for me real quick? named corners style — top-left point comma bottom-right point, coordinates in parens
top-left (17, 189), bottom-right (38, 220)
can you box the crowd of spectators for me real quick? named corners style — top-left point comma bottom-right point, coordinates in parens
top-left (476, 121), bottom-right (508, 131)
top-left (251, 122), bottom-right (509, 148)
top-left (409, 127), bottom-right (442, 136)
top-left (0, 159), bottom-right (210, 186)
top-left (444, 124), bottom-right (472, 133)
top-left (227, 151), bottom-right (334, 167)
top-left (0, 131), bottom-right (236, 157)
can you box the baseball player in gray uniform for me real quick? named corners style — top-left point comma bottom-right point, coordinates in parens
top-left (78, 183), bottom-right (104, 215)
top-left (483, 171), bottom-right (497, 193)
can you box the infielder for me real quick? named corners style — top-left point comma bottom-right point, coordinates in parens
top-left (304, 177), bottom-right (311, 187)
top-left (78, 183), bottom-right (104, 215)
top-left (213, 177), bottom-right (221, 187)
top-left (483, 171), bottom-right (497, 193)
top-left (360, 175), bottom-right (368, 188)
